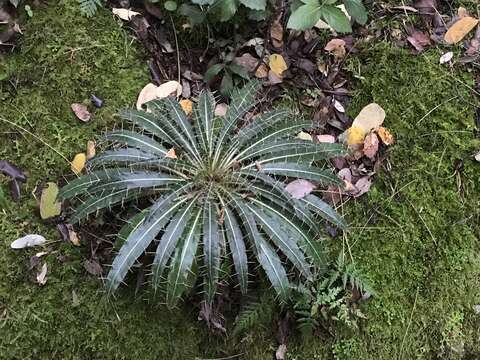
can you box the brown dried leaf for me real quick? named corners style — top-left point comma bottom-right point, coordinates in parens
top-left (255, 63), bottom-right (269, 79)
top-left (270, 15), bottom-right (284, 48)
top-left (377, 127), bottom-right (394, 145)
top-left (444, 16), bottom-right (479, 44)
top-left (407, 30), bottom-right (431, 52)
top-left (353, 176), bottom-right (372, 197)
top-left (234, 53), bottom-right (259, 73)
top-left (285, 179), bottom-right (316, 199)
top-left (324, 39), bottom-right (346, 60)
top-left (83, 259), bottom-right (103, 276)
top-left (71, 103), bottom-right (91, 122)
top-left (86, 140), bottom-right (96, 160)
top-left (363, 132), bottom-right (379, 159)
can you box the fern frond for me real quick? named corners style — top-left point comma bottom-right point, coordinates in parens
top-left (78, 0), bottom-right (102, 17)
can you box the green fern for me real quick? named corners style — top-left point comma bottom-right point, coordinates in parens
top-left (78, 0), bottom-right (103, 17)
top-left (233, 295), bottom-right (276, 336)
top-left (330, 254), bottom-right (374, 296)
top-left (59, 81), bottom-right (347, 308)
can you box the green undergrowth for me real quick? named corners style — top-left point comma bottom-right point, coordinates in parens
top-left (1, 1), bottom-right (480, 359)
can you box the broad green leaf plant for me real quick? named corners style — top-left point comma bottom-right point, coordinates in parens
top-left (59, 81), bottom-right (347, 308)
top-left (287, 0), bottom-right (367, 32)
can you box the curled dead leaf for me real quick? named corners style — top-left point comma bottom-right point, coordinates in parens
top-left (136, 81), bottom-right (182, 110)
top-left (214, 103), bottom-right (228, 117)
top-left (86, 140), bottom-right (96, 160)
top-left (36, 263), bottom-right (48, 286)
top-left (11, 234), bottom-right (46, 249)
top-left (377, 127), bottom-right (394, 145)
top-left (112, 8), bottom-right (141, 21)
top-left (296, 131), bottom-right (313, 141)
top-left (255, 63), bottom-right (269, 79)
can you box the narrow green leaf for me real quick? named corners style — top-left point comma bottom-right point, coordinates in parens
top-left (240, 140), bottom-right (345, 163)
top-left (223, 203), bottom-right (249, 294)
top-left (59, 169), bottom-right (123, 200)
top-left (69, 189), bottom-right (143, 224)
top-left (118, 109), bottom-right (175, 145)
top-left (106, 194), bottom-right (190, 292)
top-left (249, 197), bottom-right (326, 269)
top-left (231, 198), bottom-right (290, 301)
top-left (194, 90), bottom-right (216, 156)
top-left (101, 130), bottom-right (168, 157)
top-left (203, 199), bottom-right (221, 303)
top-left (166, 209), bottom-right (202, 308)
top-left (213, 80), bottom-right (261, 165)
top-left (259, 162), bottom-right (343, 187)
top-left (87, 148), bottom-right (160, 168)
top-left (301, 194), bottom-right (347, 229)
top-left (151, 198), bottom-right (198, 286)
top-left (247, 203), bottom-right (312, 279)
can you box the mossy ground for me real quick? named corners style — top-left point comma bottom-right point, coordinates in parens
top-left (1, 1), bottom-right (479, 359)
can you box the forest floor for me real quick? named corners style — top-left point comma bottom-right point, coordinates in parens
top-left (0, 0), bottom-right (479, 359)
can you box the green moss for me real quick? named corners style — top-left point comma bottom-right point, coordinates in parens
top-left (1, 1), bottom-right (480, 359)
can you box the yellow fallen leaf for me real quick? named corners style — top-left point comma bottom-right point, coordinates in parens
top-left (165, 148), bottom-right (177, 159)
top-left (179, 99), bottom-right (193, 115)
top-left (347, 126), bottom-right (365, 145)
top-left (269, 54), bottom-right (288, 77)
top-left (352, 103), bottom-right (386, 133)
top-left (86, 140), bottom-right (96, 160)
top-left (296, 131), bottom-right (313, 141)
top-left (377, 127), bottom-right (394, 145)
top-left (255, 63), bottom-right (269, 79)
top-left (444, 16), bottom-right (479, 44)
top-left (40, 182), bottom-right (61, 220)
top-left (71, 153), bottom-right (86, 175)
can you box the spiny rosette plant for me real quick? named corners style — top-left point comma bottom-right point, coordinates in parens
top-left (59, 81), bottom-right (348, 308)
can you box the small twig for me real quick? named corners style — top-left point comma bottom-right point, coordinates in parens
top-left (169, 15), bottom-right (181, 83)
top-left (195, 354), bottom-right (244, 360)
top-left (0, 117), bottom-right (70, 163)
top-left (398, 286), bottom-right (420, 359)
